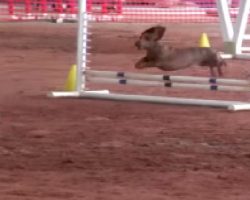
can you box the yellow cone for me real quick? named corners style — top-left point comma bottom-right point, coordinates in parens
top-left (64, 64), bottom-right (77, 91)
top-left (199, 32), bottom-right (210, 48)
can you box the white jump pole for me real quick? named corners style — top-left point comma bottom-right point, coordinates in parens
top-left (75, 0), bottom-right (109, 95)
top-left (216, 0), bottom-right (234, 46)
top-left (76, 0), bottom-right (87, 92)
top-left (216, 0), bottom-right (236, 58)
top-left (233, 0), bottom-right (250, 59)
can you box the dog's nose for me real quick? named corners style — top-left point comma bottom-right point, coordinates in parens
top-left (134, 41), bottom-right (140, 49)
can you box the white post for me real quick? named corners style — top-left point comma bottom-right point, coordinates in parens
top-left (216, 0), bottom-right (234, 42)
top-left (76, 0), bottom-right (88, 92)
top-left (216, 0), bottom-right (235, 55)
top-left (233, 0), bottom-right (250, 55)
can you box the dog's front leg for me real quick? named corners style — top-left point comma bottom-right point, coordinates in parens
top-left (217, 65), bottom-right (223, 77)
top-left (135, 57), bottom-right (155, 69)
top-left (209, 66), bottom-right (216, 77)
top-left (209, 65), bottom-right (224, 77)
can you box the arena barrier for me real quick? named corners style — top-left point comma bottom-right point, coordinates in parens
top-left (49, 0), bottom-right (250, 111)
top-left (0, 0), bottom-right (241, 23)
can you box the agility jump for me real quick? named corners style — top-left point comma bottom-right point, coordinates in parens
top-left (49, 0), bottom-right (250, 111)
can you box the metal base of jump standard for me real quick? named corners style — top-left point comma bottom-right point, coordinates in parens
top-left (48, 90), bottom-right (250, 111)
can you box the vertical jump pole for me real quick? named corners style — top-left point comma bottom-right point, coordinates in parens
top-left (216, 0), bottom-right (234, 41)
top-left (76, 0), bottom-right (88, 92)
top-left (216, 0), bottom-right (234, 54)
top-left (233, 0), bottom-right (250, 56)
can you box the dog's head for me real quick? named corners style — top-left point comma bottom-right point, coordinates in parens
top-left (135, 26), bottom-right (166, 50)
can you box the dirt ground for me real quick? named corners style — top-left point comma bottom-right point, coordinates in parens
top-left (1, 22), bottom-right (250, 200)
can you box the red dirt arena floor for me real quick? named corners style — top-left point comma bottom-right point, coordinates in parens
top-left (1, 22), bottom-right (250, 200)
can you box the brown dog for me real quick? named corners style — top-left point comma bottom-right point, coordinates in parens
top-left (135, 26), bottom-right (226, 77)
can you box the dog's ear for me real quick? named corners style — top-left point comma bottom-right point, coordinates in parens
top-left (142, 26), bottom-right (166, 41)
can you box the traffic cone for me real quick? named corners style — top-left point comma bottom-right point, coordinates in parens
top-left (199, 32), bottom-right (210, 48)
top-left (64, 64), bottom-right (77, 91)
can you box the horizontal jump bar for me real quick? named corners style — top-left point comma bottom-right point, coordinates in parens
top-left (86, 70), bottom-right (250, 86)
top-left (87, 77), bottom-right (250, 92)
